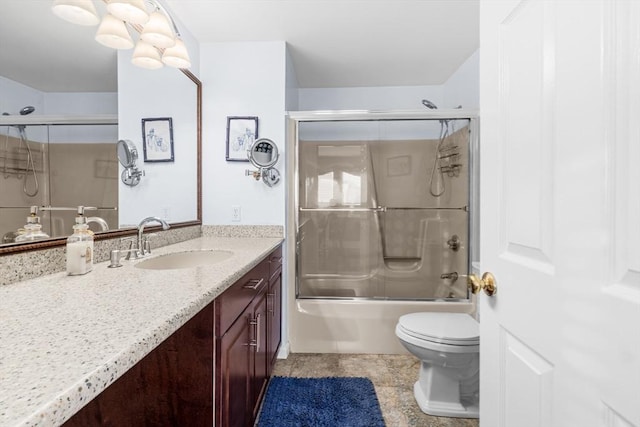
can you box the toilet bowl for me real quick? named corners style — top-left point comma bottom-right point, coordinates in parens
top-left (395, 312), bottom-right (479, 418)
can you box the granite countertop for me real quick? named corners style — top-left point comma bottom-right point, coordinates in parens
top-left (0, 236), bottom-right (283, 427)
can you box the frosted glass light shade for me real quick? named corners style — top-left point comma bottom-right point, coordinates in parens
top-left (95, 14), bottom-right (134, 49)
top-left (52, 0), bottom-right (99, 26)
top-left (162, 38), bottom-right (191, 68)
top-left (140, 11), bottom-right (176, 48)
top-left (107, 0), bottom-right (149, 25)
top-left (132, 40), bottom-right (164, 69)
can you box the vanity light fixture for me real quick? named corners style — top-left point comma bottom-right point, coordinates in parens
top-left (132, 40), bottom-right (164, 69)
top-left (140, 10), bottom-right (175, 48)
top-left (52, 0), bottom-right (100, 26)
top-left (95, 13), bottom-right (135, 49)
top-left (51, 0), bottom-right (191, 69)
top-left (107, 0), bottom-right (149, 25)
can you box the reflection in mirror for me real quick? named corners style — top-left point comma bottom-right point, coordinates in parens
top-left (0, 120), bottom-right (119, 243)
top-left (0, 2), bottom-right (202, 253)
top-left (117, 139), bottom-right (144, 187)
top-left (117, 139), bottom-right (138, 168)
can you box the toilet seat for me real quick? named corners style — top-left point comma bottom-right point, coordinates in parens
top-left (398, 313), bottom-right (479, 346)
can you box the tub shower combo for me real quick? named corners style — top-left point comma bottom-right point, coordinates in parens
top-left (286, 109), bottom-right (478, 354)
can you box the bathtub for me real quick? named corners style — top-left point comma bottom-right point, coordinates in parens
top-left (288, 297), bottom-right (475, 354)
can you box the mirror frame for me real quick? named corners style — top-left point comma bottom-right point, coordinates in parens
top-left (0, 69), bottom-right (202, 255)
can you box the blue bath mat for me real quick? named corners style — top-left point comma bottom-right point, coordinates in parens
top-left (257, 376), bottom-right (385, 427)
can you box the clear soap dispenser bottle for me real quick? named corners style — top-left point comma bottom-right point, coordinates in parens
top-left (66, 206), bottom-right (94, 276)
top-left (15, 206), bottom-right (50, 242)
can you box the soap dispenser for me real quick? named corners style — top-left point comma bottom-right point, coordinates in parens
top-left (14, 206), bottom-right (50, 242)
top-left (66, 206), bottom-right (94, 275)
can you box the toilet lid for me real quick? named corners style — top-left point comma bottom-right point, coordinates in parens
top-left (398, 313), bottom-right (479, 345)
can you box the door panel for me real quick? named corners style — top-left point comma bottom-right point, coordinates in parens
top-left (501, 329), bottom-right (553, 427)
top-left (480, 0), bottom-right (640, 426)
top-left (500, 0), bottom-right (554, 271)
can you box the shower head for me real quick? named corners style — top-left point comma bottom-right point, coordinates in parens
top-left (20, 106), bottom-right (35, 115)
top-left (421, 99), bottom-right (438, 109)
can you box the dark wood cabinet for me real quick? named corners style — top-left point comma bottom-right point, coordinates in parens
top-left (64, 244), bottom-right (282, 427)
top-left (63, 303), bottom-right (214, 427)
top-left (266, 246), bottom-right (282, 372)
top-left (215, 245), bottom-right (282, 427)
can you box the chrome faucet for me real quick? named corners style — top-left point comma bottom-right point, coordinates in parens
top-left (137, 216), bottom-right (170, 256)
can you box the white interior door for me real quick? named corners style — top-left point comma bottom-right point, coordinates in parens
top-left (479, 1), bottom-right (640, 426)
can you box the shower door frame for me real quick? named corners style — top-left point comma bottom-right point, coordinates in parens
top-left (287, 109), bottom-right (480, 302)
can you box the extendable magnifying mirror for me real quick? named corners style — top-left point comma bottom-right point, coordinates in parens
top-left (248, 138), bottom-right (279, 169)
top-left (246, 138), bottom-right (281, 187)
top-left (117, 139), bottom-right (144, 187)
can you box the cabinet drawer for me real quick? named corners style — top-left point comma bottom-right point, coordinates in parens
top-left (268, 245), bottom-right (283, 281)
top-left (215, 259), bottom-right (269, 336)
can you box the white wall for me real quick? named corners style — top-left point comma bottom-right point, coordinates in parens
top-left (299, 85), bottom-right (444, 111)
top-left (0, 76), bottom-right (117, 117)
top-left (285, 47), bottom-right (299, 112)
top-left (0, 76), bottom-right (45, 118)
top-left (200, 41), bottom-right (287, 226)
top-left (296, 49), bottom-right (479, 112)
top-left (0, 76), bottom-right (117, 143)
top-left (443, 49), bottom-right (479, 109)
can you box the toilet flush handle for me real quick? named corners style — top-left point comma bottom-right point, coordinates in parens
top-left (467, 272), bottom-right (497, 296)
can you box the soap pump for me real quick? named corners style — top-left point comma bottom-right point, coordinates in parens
top-left (66, 206), bottom-right (94, 276)
top-left (14, 206), bottom-right (50, 242)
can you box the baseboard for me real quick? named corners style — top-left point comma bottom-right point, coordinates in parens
top-left (277, 341), bottom-right (290, 359)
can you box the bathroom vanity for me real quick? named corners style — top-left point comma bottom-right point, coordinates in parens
top-left (0, 236), bottom-right (282, 427)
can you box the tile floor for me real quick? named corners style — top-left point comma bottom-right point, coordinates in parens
top-left (271, 353), bottom-right (479, 427)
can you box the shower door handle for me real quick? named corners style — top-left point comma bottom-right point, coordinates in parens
top-left (467, 272), bottom-right (497, 296)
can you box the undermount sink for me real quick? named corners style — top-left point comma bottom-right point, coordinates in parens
top-left (134, 250), bottom-right (234, 270)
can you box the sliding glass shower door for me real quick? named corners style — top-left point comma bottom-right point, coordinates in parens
top-left (296, 117), bottom-right (476, 301)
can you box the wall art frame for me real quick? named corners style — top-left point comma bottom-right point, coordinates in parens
top-left (226, 116), bottom-right (258, 161)
top-left (142, 117), bottom-right (174, 162)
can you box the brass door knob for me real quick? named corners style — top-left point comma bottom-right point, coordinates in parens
top-left (467, 272), bottom-right (497, 296)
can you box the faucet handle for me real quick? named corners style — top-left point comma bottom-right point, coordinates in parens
top-left (143, 233), bottom-right (158, 255)
top-left (121, 237), bottom-right (140, 260)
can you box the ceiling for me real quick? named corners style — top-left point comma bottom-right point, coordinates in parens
top-left (0, 0), bottom-right (478, 92)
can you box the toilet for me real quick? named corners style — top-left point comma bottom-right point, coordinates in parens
top-left (395, 312), bottom-right (479, 418)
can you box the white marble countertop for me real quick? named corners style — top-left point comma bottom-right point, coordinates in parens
top-left (0, 236), bottom-right (283, 427)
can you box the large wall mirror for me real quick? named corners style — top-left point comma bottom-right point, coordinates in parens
top-left (0, 1), bottom-right (201, 254)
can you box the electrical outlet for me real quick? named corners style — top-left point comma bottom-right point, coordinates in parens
top-left (232, 205), bottom-right (241, 222)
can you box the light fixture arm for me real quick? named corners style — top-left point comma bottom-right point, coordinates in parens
top-left (145, 0), bottom-right (182, 37)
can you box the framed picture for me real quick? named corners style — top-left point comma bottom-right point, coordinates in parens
top-left (226, 116), bottom-right (258, 161)
top-left (142, 117), bottom-right (174, 162)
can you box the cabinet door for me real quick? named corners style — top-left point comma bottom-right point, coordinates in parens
top-left (267, 272), bottom-right (282, 371)
top-left (64, 304), bottom-right (214, 427)
top-left (216, 309), bottom-right (252, 427)
top-left (251, 290), bottom-right (269, 420)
